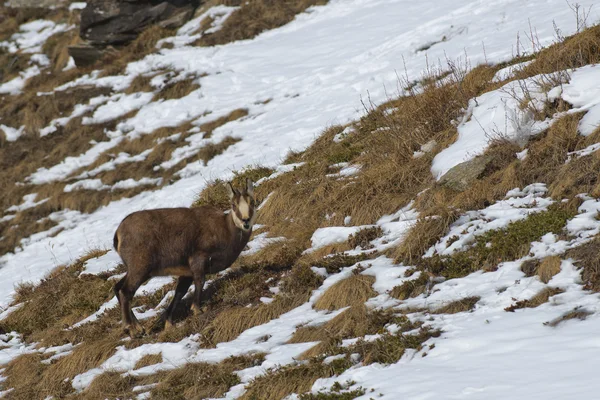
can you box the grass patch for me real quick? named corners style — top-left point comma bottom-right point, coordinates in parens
top-left (567, 238), bottom-right (600, 292)
top-left (544, 307), bottom-right (594, 327)
top-left (392, 209), bottom-right (458, 264)
top-left (134, 353), bottom-right (163, 370)
top-left (289, 306), bottom-right (410, 347)
top-left (197, 0), bottom-right (328, 46)
top-left (151, 354), bottom-right (264, 400)
top-left (390, 272), bottom-right (429, 300)
top-left (420, 200), bottom-right (579, 279)
top-left (433, 296), bottom-right (480, 314)
top-left (505, 287), bottom-right (564, 312)
top-left (2, 249), bottom-right (114, 342)
top-left (202, 293), bottom-right (309, 346)
top-left (152, 76), bottom-right (200, 101)
top-left (313, 274), bottom-right (376, 311)
top-left (347, 226), bottom-right (383, 250)
top-left (239, 357), bottom-right (352, 400)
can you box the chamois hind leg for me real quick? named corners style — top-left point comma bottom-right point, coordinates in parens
top-left (116, 272), bottom-right (147, 337)
top-left (162, 276), bottom-right (193, 329)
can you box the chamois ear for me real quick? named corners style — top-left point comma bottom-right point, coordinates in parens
top-left (246, 178), bottom-right (254, 197)
top-left (226, 182), bottom-right (236, 200)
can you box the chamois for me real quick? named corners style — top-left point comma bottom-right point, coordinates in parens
top-left (113, 179), bottom-right (256, 335)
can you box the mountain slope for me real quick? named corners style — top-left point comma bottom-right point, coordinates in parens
top-left (1, 0), bottom-right (600, 399)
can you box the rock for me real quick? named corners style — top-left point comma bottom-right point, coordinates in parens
top-left (5, 0), bottom-right (64, 8)
top-left (80, 0), bottom-right (198, 46)
top-left (438, 155), bottom-right (494, 192)
top-left (68, 44), bottom-right (114, 67)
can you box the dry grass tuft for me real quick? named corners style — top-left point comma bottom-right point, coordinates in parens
top-left (2, 249), bottom-right (114, 342)
top-left (433, 296), bottom-right (480, 314)
top-left (289, 306), bottom-right (409, 350)
top-left (505, 287), bottom-right (564, 312)
top-left (74, 371), bottom-right (140, 400)
top-left (134, 353), bottom-right (163, 370)
top-left (202, 293), bottom-right (308, 345)
top-left (567, 238), bottom-right (600, 292)
top-left (536, 256), bottom-right (562, 284)
top-left (239, 357), bottom-right (352, 400)
top-left (153, 76), bottom-right (200, 102)
top-left (392, 209), bottom-right (458, 264)
top-left (347, 226), bottom-right (383, 250)
top-left (151, 354), bottom-right (265, 399)
top-left (2, 353), bottom-right (47, 400)
top-left (200, 108), bottom-right (249, 138)
top-left (197, 0), bottom-right (328, 46)
top-left (390, 272), bottom-right (429, 300)
top-left (313, 274), bottom-right (376, 311)
top-left (345, 327), bottom-right (439, 365)
top-left (544, 307), bottom-right (594, 327)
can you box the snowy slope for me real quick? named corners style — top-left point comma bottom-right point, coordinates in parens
top-left (2, 0), bottom-right (600, 398)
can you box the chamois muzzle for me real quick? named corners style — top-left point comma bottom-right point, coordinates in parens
top-left (242, 218), bottom-right (251, 230)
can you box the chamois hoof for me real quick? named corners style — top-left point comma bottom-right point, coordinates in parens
top-left (124, 323), bottom-right (145, 338)
top-left (191, 303), bottom-right (206, 316)
top-left (164, 320), bottom-right (175, 330)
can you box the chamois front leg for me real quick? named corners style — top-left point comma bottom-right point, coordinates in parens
top-left (189, 254), bottom-right (207, 316)
top-left (162, 276), bottom-right (193, 329)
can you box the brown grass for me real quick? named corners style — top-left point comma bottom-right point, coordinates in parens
top-left (2, 335), bottom-right (122, 399)
top-left (151, 354), bottom-right (265, 399)
top-left (200, 108), bottom-right (249, 138)
top-left (201, 293), bottom-right (308, 345)
top-left (390, 272), bottom-right (429, 300)
top-left (537, 256), bottom-right (562, 284)
top-left (197, 0), bottom-right (329, 46)
top-left (544, 307), bottom-right (594, 327)
top-left (392, 209), bottom-right (458, 264)
top-left (2, 249), bottom-right (114, 342)
top-left (153, 76), bottom-right (200, 102)
top-left (134, 353), bottom-right (163, 370)
top-left (347, 226), bottom-right (383, 250)
top-left (289, 306), bottom-right (412, 358)
top-left (567, 238), bottom-right (600, 292)
top-left (239, 357), bottom-right (351, 400)
top-left (313, 274), bottom-right (376, 311)
top-left (433, 296), bottom-right (480, 314)
top-left (505, 287), bottom-right (564, 312)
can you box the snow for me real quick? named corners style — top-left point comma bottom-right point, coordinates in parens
top-left (309, 226), bottom-right (369, 251)
top-left (4, 0), bottom-right (600, 397)
top-left (0, 65), bottom-right (40, 95)
top-left (82, 92), bottom-right (155, 125)
top-left (64, 179), bottom-right (108, 192)
top-left (492, 60), bottom-right (533, 82)
top-left (0, 125), bottom-right (24, 142)
top-left (0, 20), bottom-right (70, 54)
top-left (82, 250), bottom-right (121, 275)
top-left (426, 183), bottom-right (552, 257)
top-left (69, 2), bottom-right (87, 10)
top-left (6, 194), bottom-right (48, 213)
top-left (431, 76), bottom-right (551, 179)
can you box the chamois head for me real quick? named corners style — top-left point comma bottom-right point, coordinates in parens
top-left (227, 178), bottom-right (256, 231)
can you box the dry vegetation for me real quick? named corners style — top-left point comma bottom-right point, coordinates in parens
top-left (4, 5), bottom-right (600, 399)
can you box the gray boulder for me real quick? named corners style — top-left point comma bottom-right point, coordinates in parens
top-left (80, 0), bottom-right (197, 46)
top-left (438, 155), bottom-right (494, 192)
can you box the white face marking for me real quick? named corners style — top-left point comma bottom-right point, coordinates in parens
top-left (238, 198), bottom-right (250, 219)
top-left (232, 196), bottom-right (255, 231)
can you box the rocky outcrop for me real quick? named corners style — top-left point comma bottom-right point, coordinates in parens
top-left (79, 0), bottom-right (197, 46)
top-left (4, 0), bottom-right (64, 8)
top-left (438, 155), bottom-right (494, 192)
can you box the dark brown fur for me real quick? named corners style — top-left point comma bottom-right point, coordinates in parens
top-left (113, 180), bottom-right (255, 335)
